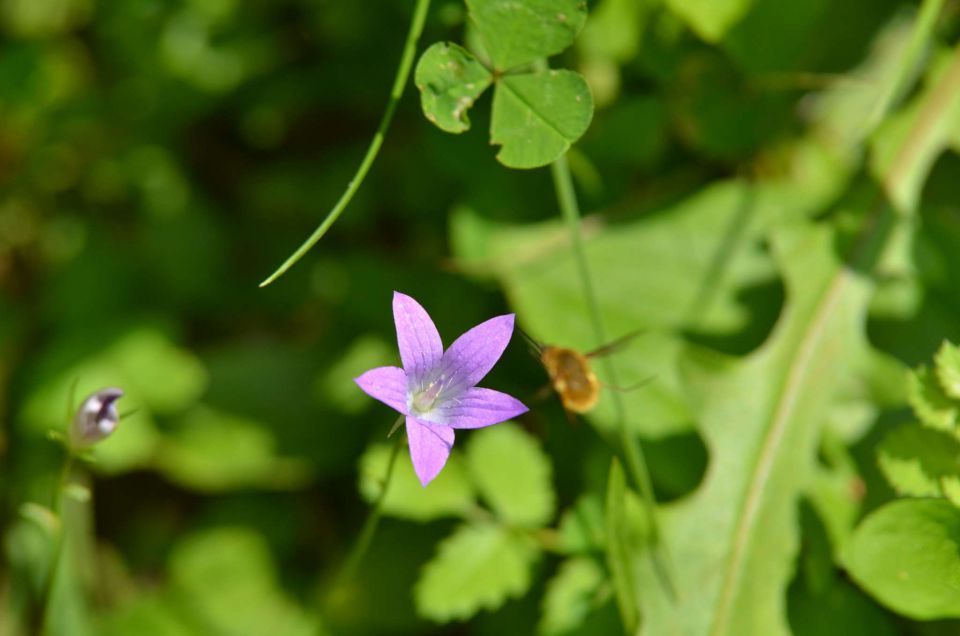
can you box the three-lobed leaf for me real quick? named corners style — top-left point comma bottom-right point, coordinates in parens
top-left (414, 42), bottom-right (492, 133)
top-left (491, 70), bottom-right (593, 169)
top-left (465, 0), bottom-right (587, 71)
top-left (415, 523), bottom-right (538, 622)
top-left (844, 499), bottom-right (960, 619)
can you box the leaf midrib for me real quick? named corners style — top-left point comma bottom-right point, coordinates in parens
top-left (497, 76), bottom-right (571, 143)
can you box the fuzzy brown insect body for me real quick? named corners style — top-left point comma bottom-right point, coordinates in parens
top-left (540, 346), bottom-right (600, 414)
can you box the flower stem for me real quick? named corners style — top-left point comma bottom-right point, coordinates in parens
top-left (550, 154), bottom-right (675, 605)
top-left (260, 0), bottom-right (432, 287)
top-left (332, 420), bottom-right (405, 592)
top-left (38, 452), bottom-right (75, 635)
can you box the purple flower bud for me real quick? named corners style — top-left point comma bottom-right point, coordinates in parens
top-left (71, 388), bottom-right (124, 447)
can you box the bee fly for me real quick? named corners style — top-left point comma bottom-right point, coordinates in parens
top-left (520, 329), bottom-right (650, 415)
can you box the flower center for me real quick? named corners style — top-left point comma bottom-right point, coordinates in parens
top-left (411, 378), bottom-right (444, 414)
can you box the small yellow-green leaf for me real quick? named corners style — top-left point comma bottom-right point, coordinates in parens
top-left (941, 475), bottom-right (960, 508)
top-left (877, 423), bottom-right (960, 497)
top-left (539, 556), bottom-right (606, 635)
top-left (465, 0), bottom-right (587, 71)
top-left (466, 424), bottom-right (555, 527)
top-left (844, 499), bottom-right (960, 619)
top-left (491, 70), bottom-right (593, 169)
top-left (907, 366), bottom-right (957, 432)
top-left (557, 494), bottom-right (606, 554)
top-left (358, 443), bottom-right (474, 522)
top-left (935, 340), bottom-right (960, 400)
top-left (415, 42), bottom-right (492, 133)
top-left (663, 0), bottom-right (753, 42)
top-left (415, 523), bottom-right (538, 622)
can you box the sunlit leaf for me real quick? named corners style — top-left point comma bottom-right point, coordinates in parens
top-left (490, 70), bottom-right (593, 169)
top-left (907, 366), bottom-right (957, 433)
top-left (877, 423), bottom-right (960, 498)
top-left (466, 423), bottom-right (555, 528)
top-left (539, 557), bottom-right (606, 635)
top-left (415, 42), bottom-right (492, 134)
top-left (844, 499), bottom-right (960, 619)
top-left (415, 523), bottom-right (539, 622)
top-left (935, 340), bottom-right (960, 400)
top-left (465, 0), bottom-right (587, 71)
top-left (662, 0), bottom-right (753, 42)
top-left (358, 442), bottom-right (474, 522)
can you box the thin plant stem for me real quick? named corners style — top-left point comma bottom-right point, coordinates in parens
top-left (38, 452), bottom-right (75, 635)
top-left (333, 420), bottom-right (405, 591)
top-left (260, 0), bottom-right (432, 287)
top-left (550, 155), bottom-right (675, 608)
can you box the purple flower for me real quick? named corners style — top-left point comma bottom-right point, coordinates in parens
top-left (355, 292), bottom-right (528, 486)
top-left (71, 387), bottom-right (124, 448)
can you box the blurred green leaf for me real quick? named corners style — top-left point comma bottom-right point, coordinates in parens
top-left (358, 442), bottom-right (475, 521)
top-left (539, 556), bottom-right (606, 635)
top-left (663, 0), bottom-right (752, 42)
top-left (315, 335), bottom-right (394, 415)
top-left (557, 494), bottom-right (606, 554)
top-left (935, 340), bottom-right (960, 400)
top-left (877, 424), bottom-right (960, 498)
top-left (415, 523), bottom-right (538, 622)
top-left (464, 0), bottom-right (587, 70)
top-left (844, 499), bottom-right (960, 619)
top-left (169, 527), bottom-right (323, 636)
top-left (908, 366), bottom-right (957, 433)
top-left (466, 423), bottom-right (555, 528)
top-left (154, 405), bottom-right (311, 492)
top-left (414, 42), bottom-right (492, 133)
top-left (490, 70), bottom-right (593, 169)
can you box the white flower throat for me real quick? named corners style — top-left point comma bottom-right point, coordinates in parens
top-left (411, 377), bottom-right (445, 414)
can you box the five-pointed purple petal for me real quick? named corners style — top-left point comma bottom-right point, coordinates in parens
top-left (354, 291), bottom-right (528, 486)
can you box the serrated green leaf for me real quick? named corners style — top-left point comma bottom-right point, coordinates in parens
top-left (877, 423), bottom-right (960, 498)
top-left (414, 523), bottom-right (538, 622)
top-left (466, 424), bottom-right (555, 528)
top-left (465, 0), bottom-right (587, 71)
top-left (358, 443), bottom-right (474, 521)
top-left (539, 557), bottom-right (606, 635)
top-left (907, 366), bottom-right (957, 432)
top-left (935, 340), bottom-right (960, 400)
top-left (414, 42), bottom-right (492, 134)
top-left (844, 499), bottom-right (960, 619)
top-left (169, 528), bottom-right (320, 636)
top-left (605, 459), bottom-right (640, 634)
top-left (491, 70), bottom-right (593, 169)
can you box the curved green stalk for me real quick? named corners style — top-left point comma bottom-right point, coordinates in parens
top-left (550, 155), bottom-right (674, 622)
top-left (260, 0), bottom-right (432, 287)
top-left (39, 453), bottom-right (74, 636)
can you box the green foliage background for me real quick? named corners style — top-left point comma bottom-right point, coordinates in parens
top-left (3, 0), bottom-right (960, 634)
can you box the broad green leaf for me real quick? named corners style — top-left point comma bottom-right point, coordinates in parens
top-left (491, 70), bottom-right (593, 169)
top-left (169, 528), bottom-right (321, 636)
top-left (662, 0), bottom-right (753, 42)
top-left (414, 523), bottom-right (538, 622)
top-left (907, 366), bottom-right (957, 433)
top-left (844, 499), bottom-right (960, 619)
top-left (935, 340), bottom-right (960, 400)
top-left (634, 223), bottom-right (878, 635)
top-left (605, 459), bottom-right (640, 634)
top-left (414, 42), bottom-right (492, 133)
top-left (465, 0), bottom-right (587, 71)
top-left (877, 423), bottom-right (960, 498)
top-left (466, 423), bottom-right (555, 527)
top-left (154, 405), bottom-right (310, 492)
top-left (358, 442), bottom-right (474, 521)
top-left (539, 557), bottom-right (606, 635)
